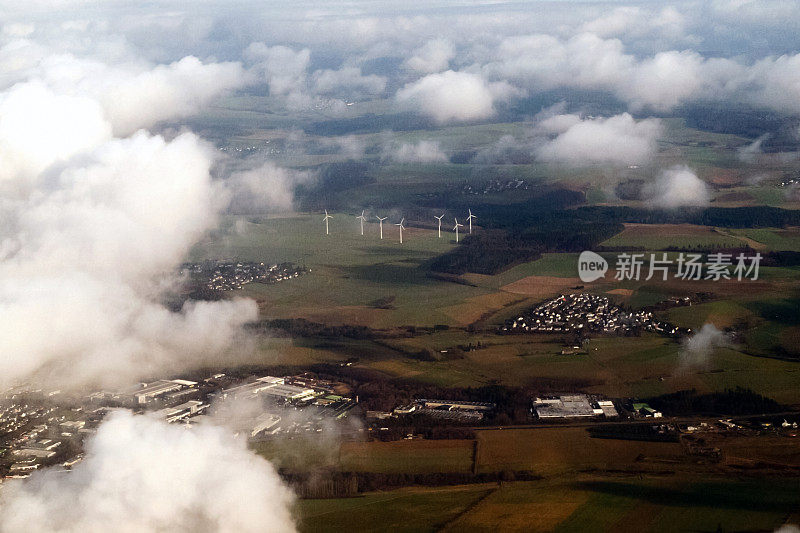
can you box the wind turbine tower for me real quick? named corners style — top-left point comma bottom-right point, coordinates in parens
top-left (323, 210), bottom-right (333, 235)
top-left (395, 218), bottom-right (406, 244)
top-left (375, 215), bottom-right (388, 239)
top-left (454, 218), bottom-right (464, 243)
top-left (356, 210), bottom-right (367, 235)
top-left (467, 209), bottom-right (476, 234)
top-left (434, 214), bottom-right (445, 238)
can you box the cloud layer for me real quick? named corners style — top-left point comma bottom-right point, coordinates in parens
top-left (0, 32), bottom-right (268, 389)
top-left (0, 130), bottom-right (259, 389)
top-left (396, 70), bottom-right (513, 123)
top-left (535, 113), bottom-right (662, 166)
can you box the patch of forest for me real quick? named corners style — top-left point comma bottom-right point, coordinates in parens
top-left (429, 204), bottom-right (800, 275)
top-left (646, 388), bottom-right (784, 416)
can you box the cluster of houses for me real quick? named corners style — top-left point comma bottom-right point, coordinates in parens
top-left (501, 293), bottom-right (689, 337)
top-left (181, 261), bottom-right (306, 291)
top-left (460, 178), bottom-right (533, 195)
top-left (0, 391), bottom-right (99, 480)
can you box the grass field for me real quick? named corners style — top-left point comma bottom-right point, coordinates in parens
top-left (332, 331), bottom-right (800, 402)
top-left (475, 427), bottom-right (683, 475)
top-left (297, 484), bottom-right (492, 533)
top-left (296, 477), bottom-right (800, 533)
top-left (731, 227), bottom-right (800, 251)
top-left (601, 224), bottom-right (744, 250)
top-left (185, 99), bottom-right (800, 406)
top-left (339, 440), bottom-right (474, 474)
top-left (190, 214), bottom-right (500, 327)
top-left (446, 478), bottom-right (800, 533)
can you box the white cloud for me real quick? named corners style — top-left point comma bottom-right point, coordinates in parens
top-left (485, 33), bottom-right (634, 92)
top-left (0, 45), bottom-right (245, 136)
top-left (535, 113), bottom-right (662, 166)
top-left (312, 66), bottom-right (385, 96)
top-left (535, 113), bottom-right (583, 135)
top-left (329, 135), bottom-right (367, 160)
top-left (404, 38), bottom-right (455, 73)
top-left (644, 165), bottom-right (711, 209)
top-left (226, 161), bottom-right (314, 213)
top-left (0, 81), bottom-right (111, 192)
top-left (386, 139), bottom-right (447, 163)
top-left (0, 24), bottom-right (267, 391)
top-left (680, 323), bottom-right (732, 368)
top-left (0, 131), bottom-right (259, 389)
top-left (740, 53), bottom-right (800, 115)
top-left (737, 134), bottom-right (769, 162)
top-left (472, 134), bottom-right (533, 165)
top-left (85, 56), bottom-right (245, 136)
top-left (244, 43), bottom-right (310, 97)
top-left (581, 6), bottom-right (688, 43)
top-left (0, 410), bottom-right (296, 533)
top-left (479, 29), bottom-right (800, 115)
top-left (395, 70), bottom-right (512, 123)
top-left (621, 50), bottom-right (705, 111)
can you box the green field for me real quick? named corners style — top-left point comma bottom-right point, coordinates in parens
top-left (340, 440), bottom-right (474, 474)
top-left (297, 485), bottom-right (492, 533)
top-left (732, 227), bottom-right (800, 251)
top-left (601, 225), bottom-right (743, 250)
top-left (186, 97), bottom-right (800, 402)
top-left (190, 214), bottom-right (499, 327)
top-left (297, 477), bottom-right (800, 533)
top-left (327, 332), bottom-right (800, 402)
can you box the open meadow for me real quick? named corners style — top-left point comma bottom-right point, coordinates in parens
top-left (296, 475), bottom-right (800, 533)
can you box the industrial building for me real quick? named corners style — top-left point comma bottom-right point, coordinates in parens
top-left (260, 383), bottom-right (316, 402)
top-left (248, 413), bottom-right (281, 438)
top-left (155, 400), bottom-right (206, 423)
top-left (14, 439), bottom-right (62, 458)
top-left (416, 399), bottom-right (495, 412)
top-left (220, 376), bottom-right (316, 403)
top-left (534, 395), bottom-right (618, 419)
top-left (633, 403), bottom-right (663, 418)
top-left (596, 400), bottom-right (619, 418)
top-left (132, 379), bottom-right (197, 405)
top-left (220, 376), bottom-right (284, 400)
top-left (534, 395), bottom-right (596, 418)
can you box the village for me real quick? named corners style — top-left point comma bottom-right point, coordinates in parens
top-left (459, 178), bottom-right (533, 196)
top-left (501, 293), bottom-right (691, 337)
top-left (181, 261), bottom-right (307, 291)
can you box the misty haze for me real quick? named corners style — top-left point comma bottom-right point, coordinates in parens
top-left (1, 1), bottom-right (800, 532)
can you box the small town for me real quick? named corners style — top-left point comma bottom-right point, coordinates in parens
top-left (0, 371), bottom-right (358, 480)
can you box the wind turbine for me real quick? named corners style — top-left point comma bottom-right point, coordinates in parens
top-left (375, 215), bottom-right (387, 239)
top-left (434, 214), bottom-right (445, 238)
top-left (395, 218), bottom-right (406, 244)
top-left (467, 209), bottom-right (476, 234)
top-left (453, 218), bottom-right (464, 243)
top-left (356, 210), bottom-right (367, 236)
top-left (323, 210), bottom-right (333, 235)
